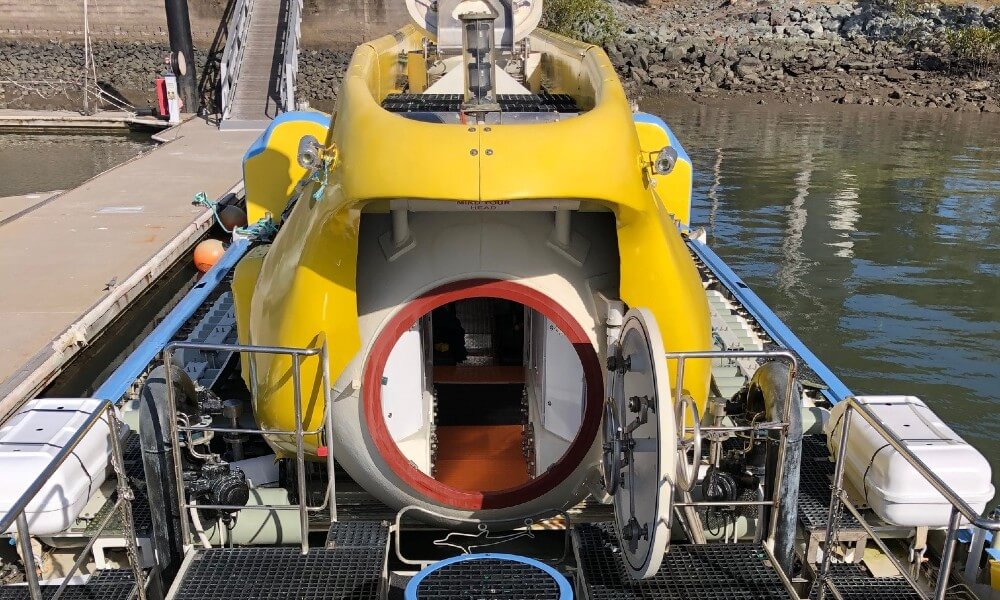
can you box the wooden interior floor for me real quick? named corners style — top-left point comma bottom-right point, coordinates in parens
top-left (433, 365), bottom-right (525, 384)
top-left (434, 425), bottom-right (530, 492)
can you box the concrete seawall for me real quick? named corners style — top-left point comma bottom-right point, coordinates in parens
top-left (0, 0), bottom-right (408, 47)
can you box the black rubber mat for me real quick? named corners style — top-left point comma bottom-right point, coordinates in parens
top-left (171, 546), bottom-right (384, 599)
top-left (808, 563), bottom-right (923, 600)
top-left (326, 520), bottom-right (390, 549)
top-left (798, 436), bottom-right (861, 531)
top-left (412, 557), bottom-right (563, 599)
top-left (0, 570), bottom-right (136, 600)
top-left (575, 524), bottom-right (794, 599)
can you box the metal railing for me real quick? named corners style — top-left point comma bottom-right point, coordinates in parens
top-left (664, 350), bottom-right (798, 548)
top-left (277, 0), bottom-right (303, 112)
top-left (162, 341), bottom-right (337, 556)
top-left (219, 0), bottom-right (255, 120)
top-left (816, 397), bottom-right (1000, 600)
top-left (0, 399), bottom-right (147, 600)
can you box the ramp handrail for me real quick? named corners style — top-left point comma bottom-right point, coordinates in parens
top-left (277, 0), bottom-right (303, 112)
top-left (162, 341), bottom-right (336, 556)
top-left (0, 399), bottom-right (147, 600)
top-left (816, 396), bottom-right (1000, 600)
top-left (219, 0), bottom-right (255, 120)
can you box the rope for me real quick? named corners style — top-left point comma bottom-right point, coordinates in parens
top-left (235, 217), bottom-right (279, 242)
top-left (192, 191), bottom-right (234, 233)
top-left (310, 164), bottom-right (329, 201)
top-left (861, 443), bottom-right (892, 507)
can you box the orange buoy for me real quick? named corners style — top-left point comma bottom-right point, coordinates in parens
top-left (219, 205), bottom-right (248, 231)
top-left (193, 239), bottom-right (225, 273)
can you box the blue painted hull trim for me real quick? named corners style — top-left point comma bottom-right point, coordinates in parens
top-left (687, 238), bottom-right (853, 404)
top-left (94, 238), bottom-right (251, 401)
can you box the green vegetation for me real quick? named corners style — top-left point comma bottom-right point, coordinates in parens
top-left (539, 0), bottom-right (621, 46)
top-left (944, 25), bottom-right (1000, 76)
top-left (887, 0), bottom-right (920, 18)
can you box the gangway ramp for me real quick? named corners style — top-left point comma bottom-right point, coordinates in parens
top-left (220, 0), bottom-right (302, 130)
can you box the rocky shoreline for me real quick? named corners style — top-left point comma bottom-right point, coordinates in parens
top-left (1, 1), bottom-right (998, 114)
top-left (609, 0), bottom-right (1000, 112)
top-left (0, 41), bottom-right (208, 111)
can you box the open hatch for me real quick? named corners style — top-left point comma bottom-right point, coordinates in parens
top-left (378, 294), bottom-right (594, 498)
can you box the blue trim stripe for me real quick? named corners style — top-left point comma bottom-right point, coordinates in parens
top-left (633, 112), bottom-right (691, 165)
top-left (94, 238), bottom-right (251, 401)
top-left (243, 111), bottom-right (331, 162)
top-left (404, 553), bottom-right (572, 600)
top-left (686, 238), bottom-right (853, 404)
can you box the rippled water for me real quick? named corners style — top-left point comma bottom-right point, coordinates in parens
top-left (0, 133), bottom-right (153, 197)
top-left (645, 97), bottom-right (1000, 490)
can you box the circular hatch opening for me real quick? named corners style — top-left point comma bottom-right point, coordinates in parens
top-left (363, 279), bottom-right (603, 510)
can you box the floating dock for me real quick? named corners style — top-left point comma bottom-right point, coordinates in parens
top-left (0, 110), bottom-right (170, 133)
top-left (0, 118), bottom-right (258, 417)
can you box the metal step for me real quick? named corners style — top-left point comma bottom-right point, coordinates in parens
top-left (798, 436), bottom-right (872, 566)
top-left (170, 544), bottom-right (385, 599)
top-left (325, 520), bottom-right (390, 549)
top-left (574, 523), bottom-right (795, 599)
top-left (0, 570), bottom-right (136, 600)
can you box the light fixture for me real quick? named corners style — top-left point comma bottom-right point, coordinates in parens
top-left (653, 146), bottom-right (679, 175)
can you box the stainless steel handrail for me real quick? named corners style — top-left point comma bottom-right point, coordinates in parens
top-left (664, 350), bottom-right (798, 546)
top-left (816, 396), bottom-right (1000, 600)
top-left (277, 0), bottom-right (302, 112)
top-left (163, 340), bottom-right (337, 556)
top-left (219, 0), bottom-right (255, 120)
top-left (0, 400), bottom-right (147, 600)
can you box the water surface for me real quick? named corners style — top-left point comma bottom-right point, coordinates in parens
top-left (0, 133), bottom-right (153, 197)
top-left (645, 97), bottom-right (1000, 494)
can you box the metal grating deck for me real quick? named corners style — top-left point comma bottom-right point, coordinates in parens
top-left (0, 570), bottom-right (136, 600)
top-left (808, 564), bottom-right (923, 600)
top-left (82, 434), bottom-right (152, 537)
top-left (413, 557), bottom-right (563, 599)
top-left (170, 546), bottom-right (384, 599)
top-left (326, 520), bottom-right (390, 549)
top-left (798, 435), bottom-right (860, 531)
top-left (381, 93), bottom-right (580, 113)
top-left (574, 524), bottom-right (794, 600)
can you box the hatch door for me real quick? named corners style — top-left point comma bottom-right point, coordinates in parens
top-left (603, 307), bottom-right (676, 580)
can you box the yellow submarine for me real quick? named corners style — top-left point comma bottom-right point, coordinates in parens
top-left (6, 0), bottom-right (997, 594)
top-left (231, 0), bottom-right (709, 544)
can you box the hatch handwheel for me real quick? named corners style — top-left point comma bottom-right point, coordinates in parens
top-left (674, 394), bottom-right (702, 492)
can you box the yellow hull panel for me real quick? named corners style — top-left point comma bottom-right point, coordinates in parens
top-left (234, 26), bottom-right (712, 457)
